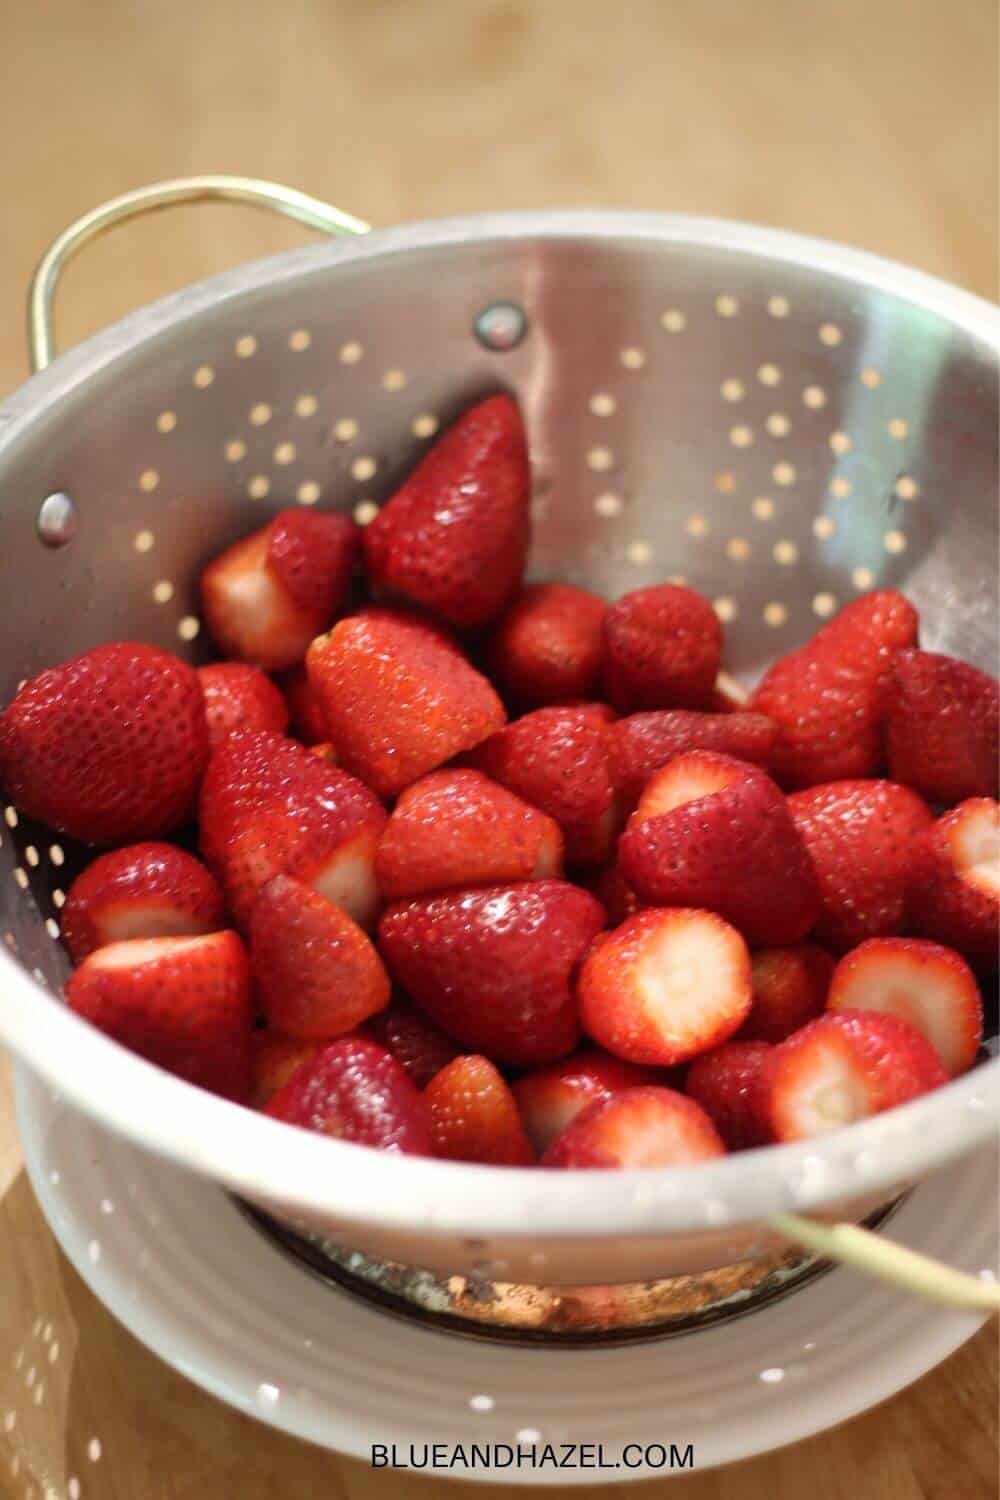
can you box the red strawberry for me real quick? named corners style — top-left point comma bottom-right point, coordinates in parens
top-left (266, 1036), bottom-right (431, 1153)
top-left (470, 705), bottom-right (620, 866)
top-left (362, 995), bottom-right (461, 1088)
top-left (198, 663), bottom-right (289, 751)
top-left (199, 730), bottom-right (386, 930)
top-left (685, 1042), bottom-right (773, 1149)
top-left (828, 937), bottom-right (983, 1077)
top-left (588, 863), bottom-right (641, 926)
top-left (61, 843), bottom-right (225, 964)
top-left (0, 643), bottom-right (208, 846)
top-left (307, 609), bottom-right (505, 799)
top-left (748, 590), bottom-right (918, 788)
top-left (375, 769), bottom-right (563, 902)
top-left (788, 779), bottom-right (933, 952)
top-left (280, 663), bottom-right (330, 745)
top-left (487, 583), bottom-right (607, 707)
top-left (512, 1048), bottom-right (657, 1154)
top-left (609, 709), bottom-right (778, 807)
top-left (618, 752), bottom-right (821, 946)
top-left (761, 1010), bottom-right (948, 1143)
top-left (251, 1031), bottom-right (323, 1109)
top-left (578, 908), bottom-right (752, 1065)
top-left (363, 396), bottom-right (530, 630)
top-left (425, 1055), bottom-right (535, 1164)
top-left (602, 584), bottom-right (722, 712)
top-left (66, 931), bottom-right (252, 1102)
top-left (906, 799), bottom-right (999, 970)
top-left (378, 881), bottom-right (605, 1066)
top-left (737, 945), bottom-right (835, 1044)
top-left (201, 509), bottom-right (358, 671)
top-left (886, 649), bottom-right (999, 805)
top-left (543, 1087), bottom-right (725, 1168)
top-left (249, 874), bottom-right (391, 1039)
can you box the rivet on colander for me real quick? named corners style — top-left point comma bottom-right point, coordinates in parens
top-left (473, 302), bottom-right (529, 352)
top-left (36, 493), bottom-right (78, 548)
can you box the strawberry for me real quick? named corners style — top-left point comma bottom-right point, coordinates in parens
top-left (749, 590), bottom-right (919, 788)
top-left (828, 937), bottom-right (984, 1077)
top-left (200, 509), bottom-right (358, 671)
top-left (250, 1031), bottom-right (323, 1109)
top-left (602, 584), bottom-right (722, 712)
top-left (761, 1010), bottom-right (948, 1143)
top-left (487, 583), bottom-right (607, 708)
top-left (265, 1036), bottom-right (431, 1153)
top-left (199, 730), bottom-right (386, 930)
top-left (588, 864), bottom-right (641, 926)
top-left (375, 769), bottom-right (563, 902)
top-left (618, 752), bottom-right (821, 945)
top-left (249, 874), bottom-right (391, 1039)
top-left (425, 1055), bottom-right (535, 1165)
top-left (306, 609), bottom-right (505, 799)
top-left (470, 705), bottom-right (620, 866)
top-left (362, 995), bottom-right (461, 1088)
top-left (906, 799), bottom-right (999, 970)
top-left (886, 649), bottom-right (999, 805)
top-left (61, 842), bottom-right (225, 964)
top-left (66, 931), bottom-right (252, 1102)
top-left (737, 945), bottom-right (834, 1044)
top-left (543, 1087), bottom-right (725, 1168)
top-left (578, 908), bottom-right (752, 1065)
top-left (309, 742), bottom-right (338, 764)
top-left (788, 779), bottom-right (933, 952)
top-left (377, 881), bottom-right (605, 1066)
top-left (609, 709), bottom-right (778, 807)
top-left (362, 395), bottom-right (530, 629)
top-left (0, 643), bottom-right (208, 847)
top-left (685, 1042), bottom-right (773, 1149)
top-left (512, 1048), bottom-right (657, 1154)
top-left (198, 662), bottom-right (289, 751)
top-left (280, 663), bottom-right (330, 745)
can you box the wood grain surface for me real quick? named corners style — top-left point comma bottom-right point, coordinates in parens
top-left (0, 1), bottom-right (997, 1496)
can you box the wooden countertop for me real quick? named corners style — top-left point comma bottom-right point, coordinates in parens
top-left (0, 1), bottom-right (996, 1495)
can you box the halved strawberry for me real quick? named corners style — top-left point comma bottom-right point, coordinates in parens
top-left (610, 708), bottom-right (778, 807)
top-left (201, 509), bottom-right (358, 671)
top-left (307, 608), bottom-right (506, 799)
top-left (66, 931), bottom-right (252, 1102)
top-left (788, 779), bottom-right (933, 952)
top-left (543, 1086), bottom-right (726, 1168)
top-left (280, 663), bottom-right (330, 745)
top-left (362, 995), bottom-right (461, 1088)
top-left (749, 590), bottom-right (918, 788)
top-left (362, 395), bottom-right (531, 629)
top-left (487, 582), bottom-right (607, 708)
top-left (265, 1036), bottom-right (431, 1153)
top-left (250, 1031), bottom-right (323, 1109)
top-left (578, 908), bottom-right (752, 1065)
top-left (828, 937), bottom-right (983, 1077)
top-left (199, 730), bottom-right (386, 930)
top-left (602, 584), bottom-right (723, 712)
top-left (906, 799), bottom-right (999, 970)
top-left (198, 662), bottom-right (289, 750)
top-left (249, 874), bottom-right (390, 1039)
top-left (378, 881), bottom-right (605, 1066)
top-left (0, 643), bottom-right (209, 846)
top-left (62, 842), bottom-right (226, 963)
top-left (737, 945), bottom-right (834, 1044)
top-left (618, 752), bottom-right (821, 946)
top-left (425, 1055), bottom-right (535, 1164)
top-left (375, 769), bottom-right (563, 901)
top-left (512, 1048), bottom-right (657, 1154)
top-left (886, 649), bottom-right (998, 805)
top-left (761, 1009), bottom-right (948, 1143)
top-left (685, 1042), bottom-right (773, 1149)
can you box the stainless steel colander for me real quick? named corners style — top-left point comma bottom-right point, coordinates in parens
top-left (0, 178), bottom-right (997, 1325)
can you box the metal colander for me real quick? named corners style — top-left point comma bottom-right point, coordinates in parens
top-left (0, 178), bottom-right (997, 1330)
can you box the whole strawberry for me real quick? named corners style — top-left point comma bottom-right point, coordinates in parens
top-left (61, 842), bottom-right (225, 963)
top-left (425, 1054), bottom-right (535, 1165)
top-left (0, 643), bottom-right (208, 846)
top-left (198, 663), bottom-right (289, 751)
top-left (886, 648), bottom-right (998, 805)
top-left (737, 945), bottom-right (834, 1044)
top-left (487, 582), bottom-right (607, 708)
top-left (603, 584), bottom-right (723, 712)
top-left (685, 1041), bottom-right (773, 1150)
top-left (266, 1037), bottom-right (431, 1153)
top-left (362, 995), bottom-right (461, 1088)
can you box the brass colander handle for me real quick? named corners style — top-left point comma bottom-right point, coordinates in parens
top-left (26, 174), bottom-right (370, 373)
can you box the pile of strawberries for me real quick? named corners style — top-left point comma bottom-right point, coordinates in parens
top-left (1, 394), bottom-right (996, 1171)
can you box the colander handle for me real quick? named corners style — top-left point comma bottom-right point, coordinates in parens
top-left (27, 174), bottom-right (370, 373)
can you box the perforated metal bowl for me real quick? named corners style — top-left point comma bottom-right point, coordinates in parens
top-left (0, 179), bottom-right (997, 1303)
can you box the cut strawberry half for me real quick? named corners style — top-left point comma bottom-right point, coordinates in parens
top-left (737, 945), bottom-right (835, 1044)
top-left (886, 648), bottom-right (998, 805)
top-left (61, 842), bottom-right (226, 964)
top-left (685, 1041), bottom-right (773, 1150)
top-left (265, 1036), bottom-right (431, 1153)
top-left (609, 708), bottom-right (778, 807)
top-left (487, 582), bottom-right (607, 708)
top-left (906, 799), bottom-right (999, 971)
top-left (425, 1055), bottom-right (535, 1165)
top-left (543, 1086), bottom-right (726, 1168)
top-left (513, 1048), bottom-right (658, 1154)
top-left (602, 584), bottom-right (723, 712)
